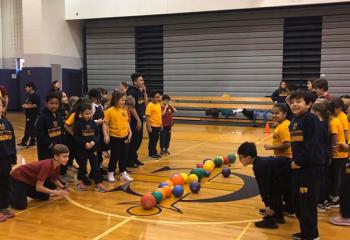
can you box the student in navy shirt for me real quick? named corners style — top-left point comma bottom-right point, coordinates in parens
top-left (0, 97), bottom-right (16, 222)
top-left (127, 72), bottom-right (148, 166)
top-left (73, 100), bottom-right (106, 192)
top-left (35, 92), bottom-right (64, 160)
top-left (238, 142), bottom-right (292, 229)
top-left (19, 82), bottom-right (41, 147)
top-left (289, 90), bottom-right (325, 240)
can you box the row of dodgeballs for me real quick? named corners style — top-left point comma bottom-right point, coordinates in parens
top-left (141, 153), bottom-right (237, 210)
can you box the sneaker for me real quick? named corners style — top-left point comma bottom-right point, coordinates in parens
top-left (28, 141), bottom-right (36, 147)
top-left (317, 204), bottom-right (326, 213)
top-left (76, 181), bottom-right (86, 191)
top-left (328, 200), bottom-right (340, 208)
top-left (283, 211), bottom-right (295, 217)
top-left (259, 208), bottom-right (267, 216)
top-left (82, 176), bottom-right (92, 186)
top-left (94, 183), bottom-right (108, 193)
top-left (330, 216), bottom-right (350, 226)
top-left (160, 149), bottom-right (166, 155)
top-left (60, 174), bottom-right (73, 184)
top-left (120, 171), bottom-right (133, 182)
top-left (17, 142), bottom-right (27, 147)
top-left (149, 155), bottom-right (161, 160)
top-left (127, 163), bottom-right (139, 168)
top-left (291, 232), bottom-right (319, 240)
top-left (108, 172), bottom-right (115, 182)
top-left (254, 216), bottom-right (278, 229)
top-left (2, 209), bottom-right (15, 219)
top-left (291, 233), bottom-right (303, 240)
top-left (0, 213), bottom-right (7, 222)
top-left (165, 149), bottom-right (170, 155)
top-left (135, 160), bottom-right (144, 166)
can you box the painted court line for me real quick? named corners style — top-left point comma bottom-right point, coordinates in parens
top-left (235, 221), bottom-right (252, 240)
top-left (91, 217), bottom-right (134, 240)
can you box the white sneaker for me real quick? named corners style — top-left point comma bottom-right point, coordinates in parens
top-left (107, 172), bottom-right (115, 182)
top-left (120, 171), bottom-right (133, 181)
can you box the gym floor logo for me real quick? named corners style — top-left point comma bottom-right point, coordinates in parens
top-left (109, 166), bottom-right (259, 216)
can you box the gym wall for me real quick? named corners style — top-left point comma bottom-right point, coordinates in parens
top-left (84, 3), bottom-right (350, 96)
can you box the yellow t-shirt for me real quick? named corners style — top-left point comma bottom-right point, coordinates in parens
top-left (272, 119), bottom-right (292, 158)
top-left (337, 111), bottom-right (349, 132)
top-left (145, 102), bottom-right (162, 127)
top-left (329, 117), bottom-right (348, 159)
top-left (104, 107), bottom-right (129, 138)
top-left (65, 113), bottom-right (75, 126)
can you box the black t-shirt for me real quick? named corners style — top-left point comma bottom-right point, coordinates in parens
top-left (127, 85), bottom-right (145, 117)
top-left (24, 92), bottom-right (41, 116)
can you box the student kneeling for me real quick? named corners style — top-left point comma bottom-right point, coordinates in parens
top-left (10, 144), bottom-right (70, 210)
top-left (238, 142), bottom-right (292, 229)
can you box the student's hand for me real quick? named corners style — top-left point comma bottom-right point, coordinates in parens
top-left (90, 141), bottom-right (95, 147)
top-left (55, 189), bottom-right (70, 197)
top-left (147, 125), bottom-right (152, 133)
top-left (128, 133), bottom-right (132, 143)
top-left (62, 187), bottom-right (73, 193)
top-left (95, 119), bottom-right (104, 125)
top-left (142, 84), bottom-right (147, 93)
top-left (104, 135), bottom-right (110, 145)
top-left (136, 121), bottom-right (142, 131)
top-left (85, 142), bottom-right (91, 149)
top-left (161, 125), bottom-right (163, 131)
top-left (337, 142), bottom-right (350, 152)
top-left (264, 144), bottom-right (273, 150)
top-left (291, 161), bottom-right (301, 169)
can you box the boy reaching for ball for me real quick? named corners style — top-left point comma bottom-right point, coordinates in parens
top-left (237, 142), bottom-right (292, 229)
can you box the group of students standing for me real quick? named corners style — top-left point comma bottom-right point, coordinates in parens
top-left (0, 72), bottom-right (176, 222)
top-left (238, 77), bottom-right (350, 240)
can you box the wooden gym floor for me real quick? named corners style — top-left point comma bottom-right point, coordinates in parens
top-left (0, 112), bottom-right (349, 240)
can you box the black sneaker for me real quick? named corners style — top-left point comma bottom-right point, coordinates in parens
top-left (259, 208), bottom-right (267, 216)
top-left (254, 217), bottom-right (278, 229)
top-left (17, 142), bottom-right (27, 147)
top-left (28, 141), bottom-right (36, 147)
top-left (82, 176), bottom-right (92, 186)
top-left (291, 233), bottom-right (303, 240)
top-left (291, 232), bottom-right (319, 240)
top-left (149, 155), bottom-right (161, 160)
top-left (127, 163), bottom-right (139, 168)
top-left (328, 200), bottom-right (340, 208)
top-left (134, 160), bottom-right (144, 166)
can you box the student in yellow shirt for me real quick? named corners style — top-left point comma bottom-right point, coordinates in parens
top-left (264, 103), bottom-right (292, 158)
top-left (332, 98), bottom-right (349, 142)
top-left (329, 101), bottom-right (348, 208)
top-left (103, 91), bottom-right (132, 182)
top-left (145, 91), bottom-right (162, 159)
top-left (264, 103), bottom-right (293, 216)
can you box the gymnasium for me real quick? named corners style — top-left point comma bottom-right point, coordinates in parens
top-left (1, 0), bottom-right (350, 239)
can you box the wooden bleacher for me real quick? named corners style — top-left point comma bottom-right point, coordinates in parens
top-left (171, 95), bottom-right (273, 126)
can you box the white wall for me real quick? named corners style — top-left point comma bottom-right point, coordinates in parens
top-left (22, 0), bottom-right (83, 69)
top-left (0, 0), bottom-right (83, 69)
top-left (0, 0), bottom-right (23, 69)
top-left (65, 0), bottom-right (350, 20)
